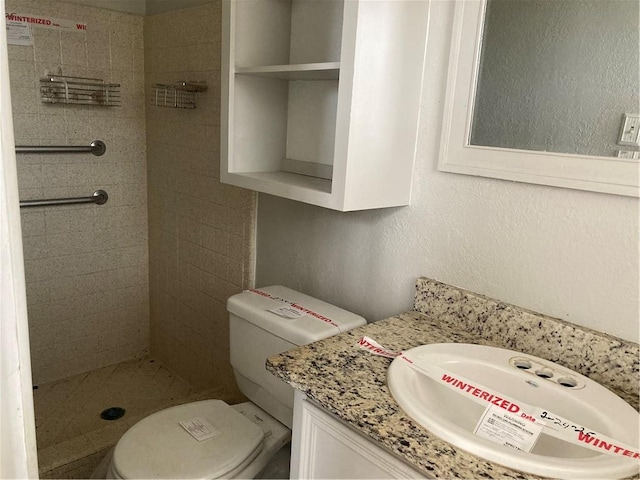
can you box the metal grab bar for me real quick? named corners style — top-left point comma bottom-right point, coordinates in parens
top-left (20, 190), bottom-right (108, 208)
top-left (15, 140), bottom-right (106, 156)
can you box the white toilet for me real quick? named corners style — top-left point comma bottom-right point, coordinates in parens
top-left (103, 286), bottom-right (366, 479)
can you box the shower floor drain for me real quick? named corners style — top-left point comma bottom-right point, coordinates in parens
top-left (100, 407), bottom-right (126, 421)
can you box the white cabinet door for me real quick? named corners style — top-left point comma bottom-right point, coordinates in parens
top-left (290, 391), bottom-right (427, 479)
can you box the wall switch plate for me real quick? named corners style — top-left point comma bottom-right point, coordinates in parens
top-left (616, 150), bottom-right (640, 159)
top-left (618, 113), bottom-right (640, 147)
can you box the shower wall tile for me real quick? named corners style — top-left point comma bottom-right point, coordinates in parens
top-left (145, 2), bottom-right (256, 391)
top-left (8, 0), bottom-right (148, 385)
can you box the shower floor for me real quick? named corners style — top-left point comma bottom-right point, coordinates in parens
top-left (33, 356), bottom-right (231, 479)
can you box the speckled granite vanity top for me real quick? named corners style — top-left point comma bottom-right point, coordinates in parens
top-left (267, 278), bottom-right (639, 479)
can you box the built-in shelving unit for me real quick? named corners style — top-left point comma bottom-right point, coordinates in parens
top-left (221, 0), bottom-right (429, 211)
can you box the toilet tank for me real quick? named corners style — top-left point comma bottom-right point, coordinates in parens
top-left (228, 286), bottom-right (366, 428)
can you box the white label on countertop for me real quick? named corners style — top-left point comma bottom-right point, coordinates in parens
top-left (474, 404), bottom-right (543, 452)
top-left (179, 417), bottom-right (220, 442)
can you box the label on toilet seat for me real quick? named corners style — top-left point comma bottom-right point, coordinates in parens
top-left (179, 417), bottom-right (221, 442)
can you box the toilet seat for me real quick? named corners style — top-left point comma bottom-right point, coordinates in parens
top-left (110, 400), bottom-right (264, 479)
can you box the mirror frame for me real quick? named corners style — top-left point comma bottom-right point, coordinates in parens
top-left (438, 0), bottom-right (639, 197)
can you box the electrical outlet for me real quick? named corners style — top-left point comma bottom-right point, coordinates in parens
top-left (618, 113), bottom-right (640, 147)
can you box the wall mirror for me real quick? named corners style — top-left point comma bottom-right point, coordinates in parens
top-left (438, 0), bottom-right (639, 197)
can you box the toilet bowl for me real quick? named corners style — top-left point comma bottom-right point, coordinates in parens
top-left (106, 401), bottom-right (290, 479)
top-left (101, 286), bottom-right (366, 479)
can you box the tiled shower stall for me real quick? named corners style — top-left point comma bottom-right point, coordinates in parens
top-left (8, 0), bottom-right (255, 476)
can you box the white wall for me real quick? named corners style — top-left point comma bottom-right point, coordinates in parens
top-left (145, 0), bottom-right (212, 15)
top-left (0, 0), bottom-right (38, 475)
top-left (52, 0), bottom-right (146, 15)
top-left (256, 1), bottom-right (639, 343)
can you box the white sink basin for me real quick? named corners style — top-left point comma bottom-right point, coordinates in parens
top-left (387, 343), bottom-right (639, 479)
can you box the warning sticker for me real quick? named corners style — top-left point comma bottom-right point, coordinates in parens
top-left (5, 13), bottom-right (87, 31)
top-left (179, 417), bottom-right (220, 442)
top-left (6, 20), bottom-right (32, 46)
top-left (248, 289), bottom-right (340, 329)
top-left (474, 404), bottom-right (543, 452)
top-left (269, 306), bottom-right (307, 319)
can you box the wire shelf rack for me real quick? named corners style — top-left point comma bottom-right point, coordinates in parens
top-left (151, 81), bottom-right (208, 109)
top-left (40, 74), bottom-right (121, 107)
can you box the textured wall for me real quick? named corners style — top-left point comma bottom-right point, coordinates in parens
top-left (145, 2), bottom-right (256, 391)
top-left (471, 0), bottom-right (639, 157)
top-left (9, 0), bottom-right (148, 384)
top-left (145, 0), bottom-right (213, 16)
top-left (49, 0), bottom-right (212, 16)
top-left (256, 1), bottom-right (639, 342)
top-left (52, 0), bottom-right (146, 15)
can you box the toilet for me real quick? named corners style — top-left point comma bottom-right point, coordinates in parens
top-left (102, 286), bottom-right (366, 479)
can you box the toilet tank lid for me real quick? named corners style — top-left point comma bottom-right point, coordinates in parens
top-left (228, 286), bottom-right (366, 346)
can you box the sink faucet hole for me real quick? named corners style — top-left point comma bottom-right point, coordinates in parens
top-left (557, 377), bottom-right (578, 388)
top-left (514, 360), bottom-right (532, 369)
top-left (535, 369), bottom-right (554, 378)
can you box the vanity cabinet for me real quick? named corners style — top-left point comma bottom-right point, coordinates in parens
top-left (221, 0), bottom-right (429, 211)
top-left (290, 391), bottom-right (427, 479)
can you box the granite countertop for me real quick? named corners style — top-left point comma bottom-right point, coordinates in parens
top-left (267, 312), bottom-right (543, 479)
top-left (266, 279), bottom-right (639, 479)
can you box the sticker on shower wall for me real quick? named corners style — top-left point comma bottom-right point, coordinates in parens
top-left (5, 13), bottom-right (87, 34)
top-left (6, 20), bottom-right (32, 46)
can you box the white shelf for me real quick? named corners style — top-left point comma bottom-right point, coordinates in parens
top-left (227, 171), bottom-right (332, 194)
top-left (235, 63), bottom-right (340, 81)
top-left (221, 0), bottom-right (429, 211)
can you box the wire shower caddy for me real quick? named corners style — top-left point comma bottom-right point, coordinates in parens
top-left (40, 74), bottom-right (121, 107)
top-left (151, 81), bottom-right (208, 109)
